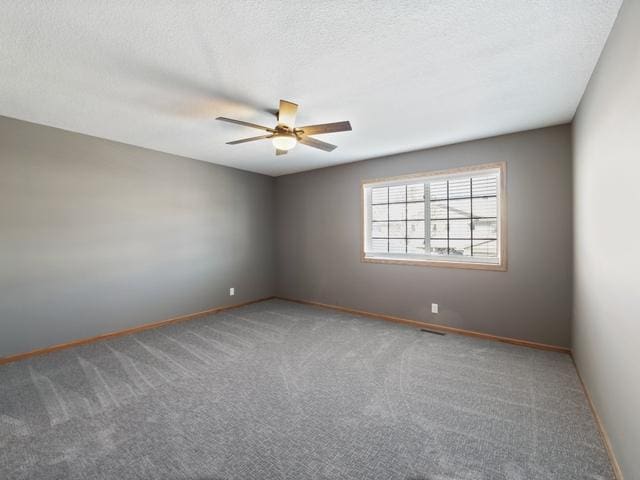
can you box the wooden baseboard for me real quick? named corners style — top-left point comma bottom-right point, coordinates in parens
top-left (277, 296), bottom-right (570, 354)
top-left (0, 296), bottom-right (275, 365)
top-left (571, 353), bottom-right (624, 480)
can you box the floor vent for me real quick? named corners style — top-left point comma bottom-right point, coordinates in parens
top-left (420, 328), bottom-right (446, 336)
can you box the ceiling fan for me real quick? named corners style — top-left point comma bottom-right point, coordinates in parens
top-left (216, 99), bottom-right (352, 156)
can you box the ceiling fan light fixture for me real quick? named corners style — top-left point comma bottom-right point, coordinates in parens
top-left (271, 133), bottom-right (297, 151)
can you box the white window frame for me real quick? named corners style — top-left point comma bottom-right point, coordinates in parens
top-left (361, 162), bottom-right (507, 271)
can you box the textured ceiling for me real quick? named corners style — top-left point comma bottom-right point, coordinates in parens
top-left (0, 1), bottom-right (622, 176)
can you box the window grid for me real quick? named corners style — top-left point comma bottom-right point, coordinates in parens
top-left (446, 181), bottom-right (450, 254)
top-left (364, 165), bottom-right (504, 268)
top-left (370, 185), bottom-right (426, 254)
top-left (367, 171), bottom-right (499, 260)
top-left (424, 183), bottom-right (431, 254)
top-left (470, 179), bottom-right (473, 256)
top-left (428, 177), bottom-right (498, 257)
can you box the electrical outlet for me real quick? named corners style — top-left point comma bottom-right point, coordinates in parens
top-left (229, 287), bottom-right (235, 296)
top-left (431, 303), bottom-right (439, 314)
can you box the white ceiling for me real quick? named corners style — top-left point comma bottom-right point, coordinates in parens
top-left (0, 1), bottom-right (622, 176)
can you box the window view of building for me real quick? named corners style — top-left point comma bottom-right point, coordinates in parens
top-left (363, 164), bottom-right (504, 268)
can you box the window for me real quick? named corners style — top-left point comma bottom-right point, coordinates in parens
top-left (362, 163), bottom-right (506, 270)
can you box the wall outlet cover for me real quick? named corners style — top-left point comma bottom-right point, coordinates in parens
top-left (229, 287), bottom-right (235, 296)
top-left (431, 303), bottom-right (439, 314)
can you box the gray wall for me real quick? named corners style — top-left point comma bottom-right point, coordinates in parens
top-left (573, 0), bottom-right (639, 477)
top-left (276, 125), bottom-right (573, 347)
top-left (0, 116), bottom-right (275, 358)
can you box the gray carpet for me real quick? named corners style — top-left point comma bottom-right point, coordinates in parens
top-left (0, 299), bottom-right (613, 479)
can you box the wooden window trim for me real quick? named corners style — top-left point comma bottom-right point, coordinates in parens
top-left (360, 162), bottom-right (507, 271)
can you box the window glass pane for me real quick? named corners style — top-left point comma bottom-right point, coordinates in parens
top-left (473, 197), bottom-right (497, 218)
top-left (389, 239), bottom-right (406, 253)
top-left (449, 239), bottom-right (472, 256)
top-left (472, 175), bottom-right (497, 197)
top-left (430, 220), bottom-right (448, 239)
top-left (449, 198), bottom-right (471, 218)
top-left (407, 183), bottom-right (425, 202)
top-left (430, 239), bottom-right (448, 255)
top-left (366, 169), bottom-right (501, 265)
top-left (372, 187), bottom-right (388, 204)
top-left (388, 185), bottom-right (406, 203)
top-left (472, 240), bottom-right (497, 257)
top-left (371, 222), bottom-right (388, 238)
top-left (449, 178), bottom-right (471, 198)
top-left (449, 219), bottom-right (471, 239)
top-left (407, 221), bottom-right (425, 238)
top-left (372, 204), bottom-right (388, 221)
top-left (430, 181), bottom-right (447, 200)
top-left (407, 202), bottom-right (424, 220)
top-left (430, 200), bottom-right (447, 219)
top-left (473, 218), bottom-right (497, 238)
top-left (407, 239), bottom-right (425, 253)
top-left (388, 203), bottom-right (406, 220)
top-left (370, 238), bottom-right (388, 253)
top-left (388, 221), bottom-right (406, 238)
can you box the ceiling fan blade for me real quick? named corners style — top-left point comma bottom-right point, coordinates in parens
top-left (226, 135), bottom-right (272, 145)
top-left (299, 136), bottom-right (337, 152)
top-left (276, 149), bottom-right (288, 156)
top-left (296, 121), bottom-right (352, 136)
top-left (277, 100), bottom-right (298, 128)
top-left (216, 117), bottom-right (275, 132)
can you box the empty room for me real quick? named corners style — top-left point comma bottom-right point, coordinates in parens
top-left (1, 1), bottom-right (638, 479)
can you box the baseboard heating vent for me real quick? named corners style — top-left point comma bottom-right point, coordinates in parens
top-left (420, 328), bottom-right (446, 336)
